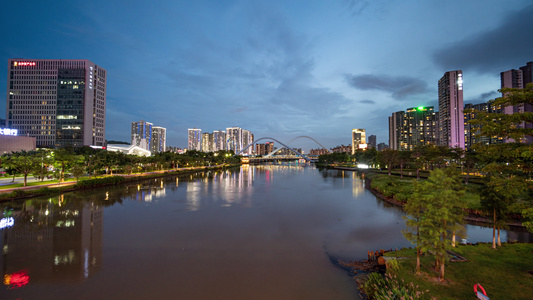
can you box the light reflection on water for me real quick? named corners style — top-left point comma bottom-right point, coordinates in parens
top-left (0, 165), bottom-right (531, 299)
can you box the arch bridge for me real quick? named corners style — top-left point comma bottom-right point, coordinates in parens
top-left (235, 136), bottom-right (330, 162)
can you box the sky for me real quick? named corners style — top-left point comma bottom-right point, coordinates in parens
top-left (1, 0), bottom-right (533, 151)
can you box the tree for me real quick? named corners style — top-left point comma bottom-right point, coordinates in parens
top-left (402, 179), bottom-right (433, 274)
top-left (52, 148), bottom-right (83, 182)
top-left (377, 149), bottom-right (398, 175)
top-left (3, 151), bottom-right (39, 186)
top-left (404, 167), bottom-right (466, 281)
top-left (467, 84), bottom-right (533, 235)
top-left (397, 150), bottom-right (412, 178)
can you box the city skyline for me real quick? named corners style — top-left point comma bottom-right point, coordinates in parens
top-left (1, 1), bottom-right (532, 151)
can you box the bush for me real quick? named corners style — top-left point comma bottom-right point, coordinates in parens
top-left (74, 176), bottom-right (126, 188)
top-left (362, 272), bottom-right (430, 300)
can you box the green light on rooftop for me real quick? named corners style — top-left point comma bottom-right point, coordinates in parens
top-left (418, 106), bottom-right (425, 110)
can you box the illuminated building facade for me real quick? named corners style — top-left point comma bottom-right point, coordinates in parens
top-left (201, 132), bottom-right (213, 152)
top-left (213, 130), bottom-right (226, 151)
top-left (226, 127), bottom-right (242, 152)
top-left (438, 70), bottom-right (465, 149)
top-left (389, 107), bottom-right (438, 150)
top-left (255, 142), bottom-right (274, 155)
top-left (151, 126), bottom-right (166, 154)
top-left (351, 129), bottom-right (366, 154)
top-left (6, 59), bottom-right (106, 147)
top-left (131, 120), bottom-right (153, 151)
top-left (188, 128), bottom-right (202, 151)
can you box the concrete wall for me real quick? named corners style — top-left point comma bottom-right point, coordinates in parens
top-left (0, 135), bottom-right (37, 154)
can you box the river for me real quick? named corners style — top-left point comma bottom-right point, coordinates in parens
top-left (0, 165), bottom-right (530, 299)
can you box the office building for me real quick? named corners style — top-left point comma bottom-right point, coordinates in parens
top-left (367, 135), bottom-right (376, 149)
top-left (438, 70), bottom-right (465, 149)
top-left (188, 128), bottom-right (202, 151)
top-left (351, 129), bottom-right (366, 154)
top-left (377, 143), bottom-right (388, 151)
top-left (6, 59), bottom-right (106, 147)
top-left (131, 120), bottom-right (153, 151)
top-left (151, 126), bottom-right (166, 154)
top-left (0, 128), bottom-right (36, 154)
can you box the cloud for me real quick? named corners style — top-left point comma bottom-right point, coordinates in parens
top-left (358, 99), bottom-right (376, 104)
top-left (345, 74), bottom-right (429, 100)
top-left (432, 4), bottom-right (533, 75)
top-left (465, 90), bottom-right (500, 104)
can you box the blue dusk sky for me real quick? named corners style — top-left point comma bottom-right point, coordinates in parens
top-left (1, 0), bottom-right (533, 151)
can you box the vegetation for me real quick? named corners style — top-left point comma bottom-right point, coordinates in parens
top-left (467, 83), bottom-right (533, 247)
top-left (362, 272), bottom-right (430, 300)
top-left (383, 243), bottom-right (533, 300)
top-left (402, 167), bottom-right (466, 281)
top-left (1, 147), bottom-right (240, 182)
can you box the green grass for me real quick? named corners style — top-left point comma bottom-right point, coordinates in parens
top-left (0, 178), bottom-right (76, 190)
top-left (384, 243), bottom-right (533, 299)
top-left (369, 174), bottom-right (483, 212)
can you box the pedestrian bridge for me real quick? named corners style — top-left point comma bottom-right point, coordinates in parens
top-left (235, 136), bottom-right (329, 162)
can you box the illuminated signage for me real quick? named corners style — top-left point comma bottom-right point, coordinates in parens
top-left (13, 61), bottom-right (36, 67)
top-left (0, 217), bottom-right (14, 229)
top-left (457, 73), bottom-right (463, 90)
top-left (3, 270), bottom-right (30, 289)
top-left (89, 66), bottom-right (94, 89)
top-left (0, 128), bottom-right (18, 136)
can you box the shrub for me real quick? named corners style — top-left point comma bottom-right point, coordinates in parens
top-left (362, 272), bottom-right (430, 300)
top-left (74, 176), bottom-right (126, 188)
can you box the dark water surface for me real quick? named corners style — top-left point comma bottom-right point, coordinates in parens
top-left (1, 165), bottom-right (530, 299)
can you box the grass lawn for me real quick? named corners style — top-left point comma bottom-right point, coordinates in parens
top-left (0, 178), bottom-right (77, 190)
top-left (385, 243), bottom-right (533, 299)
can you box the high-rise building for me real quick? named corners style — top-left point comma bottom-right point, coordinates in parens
top-left (501, 61), bottom-right (533, 144)
top-left (188, 128), bottom-right (202, 151)
top-left (213, 130), bottom-right (226, 151)
top-left (226, 127), bottom-right (242, 153)
top-left (351, 129), bottom-right (366, 154)
top-left (464, 101), bottom-right (505, 149)
top-left (242, 129), bottom-right (254, 155)
top-left (438, 70), bottom-right (465, 149)
top-left (388, 111), bottom-right (405, 150)
top-left (6, 59), bottom-right (107, 147)
top-left (226, 127), bottom-right (253, 154)
top-left (377, 143), bottom-right (389, 151)
top-left (367, 135), bottom-right (377, 149)
top-left (201, 132), bottom-right (213, 152)
top-left (131, 120), bottom-right (153, 151)
top-left (255, 142), bottom-right (274, 155)
top-left (388, 107), bottom-right (438, 150)
top-left (151, 126), bottom-right (166, 154)
top-left (520, 61), bottom-right (533, 86)
top-left (464, 103), bottom-right (490, 149)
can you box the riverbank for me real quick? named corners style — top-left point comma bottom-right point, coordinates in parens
top-left (328, 165), bottom-right (527, 228)
top-left (0, 164), bottom-right (240, 202)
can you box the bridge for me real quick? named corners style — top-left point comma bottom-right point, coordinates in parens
top-left (235, 136), bottom-right (330, 162)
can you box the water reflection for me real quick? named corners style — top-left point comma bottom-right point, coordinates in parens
top-left (1, 197), bottom-right (103, 290)
top-left (0, 166), bottom-right (531, 299)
